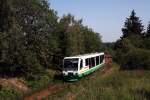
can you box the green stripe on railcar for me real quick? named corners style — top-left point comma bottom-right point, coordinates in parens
top-left (64, 63), bottom-right (104, 81)
top-left (79, 63), bottom-right (104, 77)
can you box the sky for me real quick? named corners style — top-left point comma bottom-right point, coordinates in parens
top-left (49, 0), bottom-right (150, 42)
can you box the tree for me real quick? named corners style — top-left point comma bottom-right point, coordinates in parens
top-left (143, 22), bottom-right (150, 50)
top-left (146, 21), bottom-right (150, 37)
top-left (58, 14), bottom-right (85, 56)
top-left (0, 0), bottom-right (103, 77)
top-left (115, 10), bottom-right (144, 50)
top-left (0, 0), bottom-right (10, 32)
top-left (0, 0), bottom-right (59, 76)
top-left (83, 27), bottom-right (102, 53)
top-left (0, 0), bottom-right (26, 76)
top-left (13, 0), bottom-right (59, 67)
top-left (122, 10), bottom-right (144, 38)
top-left (58, 14), bottom-right (102, 56)
top-left (114, 10), bottom-right (150, 70)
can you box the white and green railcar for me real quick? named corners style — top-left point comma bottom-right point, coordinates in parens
top-left (62, 52), bottom-right (105, 81)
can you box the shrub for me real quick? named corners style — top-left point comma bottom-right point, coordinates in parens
top-left (127, 35), bottom-right (143, 48)
top-left (0, 85), bottom-right (22, 100)
top-left (114, 38), bottom-right (135, 65)
top-left (114, 37), bottom-right (150, 70)
top-left (26, 73), bottom-right (53, 91)
top-left (122, 49), bottom-right (150, 69)
top-left (143, 38), bottom-right (150, 50)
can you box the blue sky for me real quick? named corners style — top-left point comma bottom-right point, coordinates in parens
top-left (49, 0), bottom-right (150, 42)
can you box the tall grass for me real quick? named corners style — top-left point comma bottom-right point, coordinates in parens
top-left (48, 63), bottom-right (150, 100)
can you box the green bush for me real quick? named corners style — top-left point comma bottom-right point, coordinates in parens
top-left (143, 38), bottom-right (150, 50)
top-left (0, 85), bottom-right (22, 100)
top-left (115, 37), bottom-right (150, 70)
top-left (114, 38), bottom-right (135, 65)
top-left (122, 49), bottom-right (150, 69)
top-left (27, 73), bottom-right (53, 91)
top-left (127, 35), bottom-right (143, 48)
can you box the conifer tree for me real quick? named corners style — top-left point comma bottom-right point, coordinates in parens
top-left (146, 21), bottom-right (150, 37)
top-left (122, 10), bottom-right (144, 38)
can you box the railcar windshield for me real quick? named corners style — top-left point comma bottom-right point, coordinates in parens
top-left (63, 58), bottom-right (79, 71)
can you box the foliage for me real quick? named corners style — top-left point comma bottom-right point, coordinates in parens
top-left (0, 85), bottom-right (22, 100)
top-left (57, 14), bottom-right (102, 56)
top-left (26, 73), bottom-right (53, 91)
top-left (121, 10), bottom-right (144, 38)
top-left (143, 38), bottom-right (150, 50)
top-left (0, 0), bottom-right (102, 78)
top-left (122, 49), bottom-right (150, 69)
top-left (114, 10), bottom-right (150, 70)
top-left (114, 38), bottom-right (135, 65)
top-left (146, 21), bottom-right (150, 37)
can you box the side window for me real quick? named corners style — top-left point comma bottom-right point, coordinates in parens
top-left (102, 55), bottom-right (104, 62)
top-left (85, 59), bottom-right (89, 66)
top-left (91, 57), bottom-right (95, 67)
top-left (96, 56), bottom-right (100, 65)
top-left (100, 55), bottom-right (104, 63)
top-left (80, 59), bottom-right (83, 69)
top-left (89, 58), bottom-right (92, 68)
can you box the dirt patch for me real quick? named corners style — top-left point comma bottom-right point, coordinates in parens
top-left (0, 78), bottom-right (30, 93)
top-left (24, 84), bottom-right (66, 100)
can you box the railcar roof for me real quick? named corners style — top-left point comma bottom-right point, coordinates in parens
top-left (64, 52), bottom-right (104, 59)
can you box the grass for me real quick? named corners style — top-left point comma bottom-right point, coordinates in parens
top-left (24, 69), bottom-right (61, 96)
top-left (48, 63), bottom-right (150, 100)
top-left (1, 63), bottom-right (150, 100)
top-left (0, 68), bottom-right (61, 100)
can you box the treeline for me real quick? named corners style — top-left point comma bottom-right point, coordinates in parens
top-left (114, 10), bottom-right (150, 69)
top-left (0, 0), bottom-right (102, 78)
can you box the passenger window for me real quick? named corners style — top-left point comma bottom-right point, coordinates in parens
top-left (85, 59), bottom-right (89, 66)
top-left (80, 59), bottom-right (83, 69)
top-left (96, 56), bottom-right (100, 65)
top-left (100, 55), bottom-right (104, 63)
top-left (91, 57), bottom-right (95, 67)
top-left (89, 58), bottom-right (92, 68)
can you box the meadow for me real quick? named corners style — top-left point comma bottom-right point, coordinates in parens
top-left (48, 63), bottom-right (150, 100)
